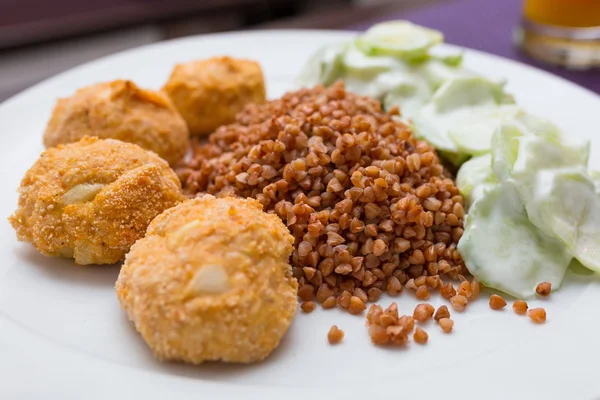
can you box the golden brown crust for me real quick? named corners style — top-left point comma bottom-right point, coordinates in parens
top-left (43, 80), bottom-right (190, 166)
top-left (9, 136), bottom-right (184, 264)
top-left (162, 57), bottom-right (266, 137)
top-left (116, 196), bottom-right (298, 364)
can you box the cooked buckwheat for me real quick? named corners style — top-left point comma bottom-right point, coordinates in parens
top-left (179, 82), bottom-right (467, 311)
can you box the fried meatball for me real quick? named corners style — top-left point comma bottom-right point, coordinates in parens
top-left (9, 137), bottom-right (184, 265)
top-left (43, 80), bottom-right (189, 166)
top-left (163, 57), bottom-right (266, 136)
top-left (116, 196), bottom-right (298, 364)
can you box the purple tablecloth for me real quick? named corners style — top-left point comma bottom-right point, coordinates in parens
top-left (351, 0), bottom-right (600, 94)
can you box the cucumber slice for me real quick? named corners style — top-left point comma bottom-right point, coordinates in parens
top-left (448, 105), bottom-right (522, 155)
top-left (432, 77), bottom-right (510, 112)
top-left (490, 123), bottom-right (525, 182)
top-left (343, 70), bottom-right (424, 100)
top-left (418, 59), bottom-right (474, 90)
top-left (296, 42), bottom-right (347, 87)
top-left (590, 170), bottom-right (600, 194)
top-left (492, 123), bottom-right (589, 208)
top-left (569, 259), bottom-right (595, 276)
top-left (491, 122), bottom-right (590, 191)
top-left (343, 43), bottom-right (403, 77)
top-left (355, 20), bottom-right (443, 61)
top-left (525, 169), bottom-right (600, 273)
top-left (518, 113), bottom-right (590, 163)
top-left (458, 182), bottom-right (572, 298)
top-left (383, 75), bottom-right (433, 118)
top-left (412, 77), bottom-right (512, 158)
top-left (432, 53), bottom-right (463, 67)
top-left (455, 154), bottom-right (497, 206)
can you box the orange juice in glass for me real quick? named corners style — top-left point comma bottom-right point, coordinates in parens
top-left (516, 0), bottom-right (600, 69)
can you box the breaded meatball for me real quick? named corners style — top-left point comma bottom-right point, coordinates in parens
top-left (43, 80), bottom-right (189, 166)
top-left (115, 196), bottom-right (298, 364)
top-left (163, 57), bottom-right (266, 136)
top-left (9, 137), bottom-right (184, 265)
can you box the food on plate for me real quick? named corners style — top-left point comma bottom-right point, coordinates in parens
top-left (455, 153), bottom-right (495, 207)
top-left (179, 82), bottom-right (468, 312)
top-left (8, 17), bottom-right (598, 365)
top-left (43, 80), bottom-right (189, 166)
top-left (528, 308), bottom-right (546, 324)
top-left (366, 302), bottom-right (415, 345)
top-left (327, 325), bottom-right (344, 344)
top-left (433, 305), bottom-right (450, 321)
top-left (513, 300), bottom-right (528, 315)
top-left (489, 294), bottom-right (507, 310)
top-left (301, 301), bottom-right (316, 313)
top-left (458, 182), bottom-right (572, 298)
top-left (411, 77), bottom-right (517, 159)
top-left (590, 170), bottom-right (600, 193)
top-left (355, 20), bottom-right (443, 61)
top-left (413, 327), bottom-right (428, 344)
top-left (413, 303), bottom-right (434, 322)
top-left (9, 137), bottom-right (184, 265)
top-left (115, 196), bottom-right (298, 364)
top-left (295, 20), bottom-right (526, 166)
top-left (450, 294), bottom-right (467, 311)
top-left (536, 282), bottom-right (551, 297)
top-left (439, 318), bottom-right (454, 333)
top-left (298, 20), bottom-right (600, 298)
top-left (163, 56), bottom-right (266, 136)
top-left (414, 285), bottom-right (430, 300)
top-left (297, 20), bottom-right (487, 163)
top-left (458, 119), bottom-right (598, 297)
top-left (296, 21), bottom-right (470, 106)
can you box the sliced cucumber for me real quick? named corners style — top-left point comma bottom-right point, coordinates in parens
top-left (383, 75), bottom-right (433, 119)
top-left (518, 113), bottom-right (590, 163)
top-left (525, 169), bottom-right (600, 273)
top-left (458, 182), bottom-right (572, 298)
top-left (448, 105), bottom-right (522, 155)
top-left (412, 77), bottom-right (512, 159)
top-left (491, 122), bottom-right (590, 193)
top-left (296, 42), bottom-right (347, 87)
top-left (355, 20), bottom-right (443, 61)
top-left (490, 123), bottom-right (525, 182)
top-left (343, 43), bottom-right (403, 77)
top-left (432, 77), bottom-right (510, 112)
top-left (432, 53), bottom-right (463, 67)
top-left (590, 170), bottom-right (600, 194)
top-left (343, 70), bottom-right (424, 100)
top-left (417, 59), bottom-right (474, 90)
top-left (455, 154), bottom-right (497, 206)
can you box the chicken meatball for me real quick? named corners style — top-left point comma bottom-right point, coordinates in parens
top-left (116, 196), bottom-right (298, 364)
top-left (43, 80), bottom-right (189, 166)
top-left (163, 57), bottom-right (266, 136)
top-left (9, 137), bottom-right (184, 265)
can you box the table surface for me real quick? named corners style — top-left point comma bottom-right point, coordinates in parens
top-left (350, 0), bottom-right (600, 94)
top-left (2, 0), bottom-right (599, 103)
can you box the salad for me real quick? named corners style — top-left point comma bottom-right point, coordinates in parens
top-left (297, 20), bottom-right (600, 298)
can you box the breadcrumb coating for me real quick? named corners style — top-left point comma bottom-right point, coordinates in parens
top-left (9, 136), bottom-right (184, 264)
top-left (116, 196), bottom-right (298, 364)
top-left (163, 57), bottom-right (266, 136)
top-left (43, 80), bottom-right (189, 166)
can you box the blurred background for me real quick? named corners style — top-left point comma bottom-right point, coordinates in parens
top-left (1, 0), bottom-right (599, 101)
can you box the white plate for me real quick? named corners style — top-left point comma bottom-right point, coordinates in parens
top-left (1, 30), bottom-right (600, 399)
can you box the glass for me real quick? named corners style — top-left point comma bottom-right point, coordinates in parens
top-left (515, 0), bottom-right (600, 69)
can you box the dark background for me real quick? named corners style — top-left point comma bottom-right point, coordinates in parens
top-left (2, 0), bottom-right (443, 101)
top-left (0, 0), bottom-right (403, 49)
top-left (1, 0), bottom-right (598, 102)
